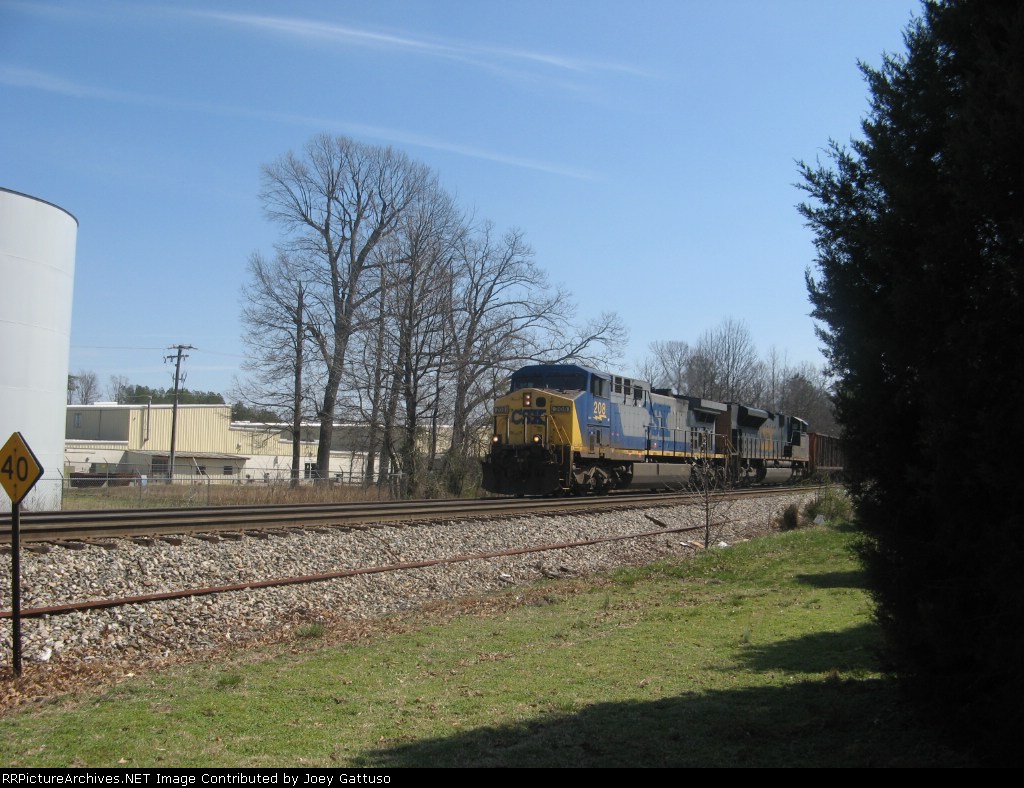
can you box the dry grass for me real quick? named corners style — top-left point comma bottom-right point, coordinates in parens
top-left (62, 481), bottom-right (397, 510)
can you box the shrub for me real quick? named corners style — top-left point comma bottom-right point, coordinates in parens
top-left (779, 503), bottom-right (801, 531)
top-left (803, 487), bottom-right (853, 526)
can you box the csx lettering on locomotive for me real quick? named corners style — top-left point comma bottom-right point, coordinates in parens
top-left (510, 408), bottom-right (547, 425)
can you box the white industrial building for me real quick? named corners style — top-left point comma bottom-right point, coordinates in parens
top-left (64, 402), bottom-right (378, 485)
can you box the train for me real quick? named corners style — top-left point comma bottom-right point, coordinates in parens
top-left (480, 363), bottom-right (842, 496)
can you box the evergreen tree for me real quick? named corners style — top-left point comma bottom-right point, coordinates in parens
top-left (121, 384), bottom-right (225, 406)
top-left (798, 0), bottom-right (1024, 765)
top-left (231, 402), bottom-right (283, 422)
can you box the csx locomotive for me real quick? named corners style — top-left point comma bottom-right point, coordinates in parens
top-left (481, 363), bottom-right (840, 496)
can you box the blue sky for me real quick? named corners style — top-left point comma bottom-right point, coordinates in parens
top-left (1, 0), bottom-right (921, 398)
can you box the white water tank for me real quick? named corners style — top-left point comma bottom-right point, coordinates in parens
top-left (0, 188), bottom-right (78, 512)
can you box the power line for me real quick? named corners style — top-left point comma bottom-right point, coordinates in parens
top-left (70, 345), bottom-right (167, 351)
top-left (71, 344), bottom-right (245, 359)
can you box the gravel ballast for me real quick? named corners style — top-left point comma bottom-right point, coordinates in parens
top-left (1, 492), bottom-right (815, 682)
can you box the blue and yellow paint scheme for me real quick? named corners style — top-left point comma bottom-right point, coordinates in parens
top-left (481, 363), bottom-right (812, 496)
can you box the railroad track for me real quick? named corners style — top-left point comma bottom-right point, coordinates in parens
top-left (0, 485), bottom-right (821, 671)
top-left (0, 486), bottom-right (810, 545)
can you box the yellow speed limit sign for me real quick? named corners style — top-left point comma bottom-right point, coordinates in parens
top-left (0, 432), bottom-right (44, 505)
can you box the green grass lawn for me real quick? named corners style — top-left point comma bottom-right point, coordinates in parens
top-left (0, 523), bottom-right (974, 767)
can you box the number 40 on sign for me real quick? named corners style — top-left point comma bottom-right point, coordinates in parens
top-left (0, 432), bottom-right (44, 505)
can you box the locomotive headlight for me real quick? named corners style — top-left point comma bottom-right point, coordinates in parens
top-left (523, 392), bottom-right (532, 406)
top-left (532, 434), bottom-right (542, 444)
top-left (492, 435), bottom-right (501, 444)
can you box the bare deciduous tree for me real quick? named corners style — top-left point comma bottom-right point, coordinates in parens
top-left (637, 323), bottom-right (835, 430)
top-left (548, 311), bottom-right (627, 369)
top-left (645, 340), bottom-right (691, 393)
top-left (699, 318), bottom-right (760, 403)
top-left (779, 362), bottom-right (836, 434)
top-left (350, 179), bottom-right (463, 496)
top-left (260, 134), bottom-right (432, 480)
top-left (632, 355), bottom-right (664, 390)
top-left (442, 223), bottom-right (554, 493)
top-left (106, 375), bottom-right (130, 404)
top-left (237, 251), bottom-right (312, 486)
top-left (686, 348), bottom-right (719, 399)
top-left (70, 369), bottom-right (100, 405)
top-left (762, 345), bottom-right (790, 411)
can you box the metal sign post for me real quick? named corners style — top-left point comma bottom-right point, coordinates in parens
top-left (10, 499), bottom-right (22, 675)
top-left (1, 432), bottom-right (44, 677)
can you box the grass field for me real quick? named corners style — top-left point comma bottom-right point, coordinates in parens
top-left (0, 517), bottom-right (975, 767)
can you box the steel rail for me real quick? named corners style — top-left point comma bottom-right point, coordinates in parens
top-left (0, 486), bottom-right (814, 544)
top-left (0, 521), bottom-right (711, 620)
top-left (0, 493), bottom-right (669, 542)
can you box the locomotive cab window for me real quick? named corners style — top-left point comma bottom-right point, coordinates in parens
top-left (513, 372), bottom-right (587, 392)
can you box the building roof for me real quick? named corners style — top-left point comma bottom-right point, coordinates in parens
top-left (125, 450), bottom-right (248, 461)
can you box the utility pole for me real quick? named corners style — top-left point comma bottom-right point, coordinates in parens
top-left (164, 344), bottom-right (194, 482)
top-left (291, 286), bottom-right (304, 489)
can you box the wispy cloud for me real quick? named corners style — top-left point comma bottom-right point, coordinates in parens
top-left (0, 66), bottom-right (121, 100)
top-left (188, 10), bottom-right (651, 79)
top-left (4, 3), bottom-right (648, 78)
top-left (316, 121), bottom-right (600, 181)
top-left (0, 66), bottom-right (598, 180)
